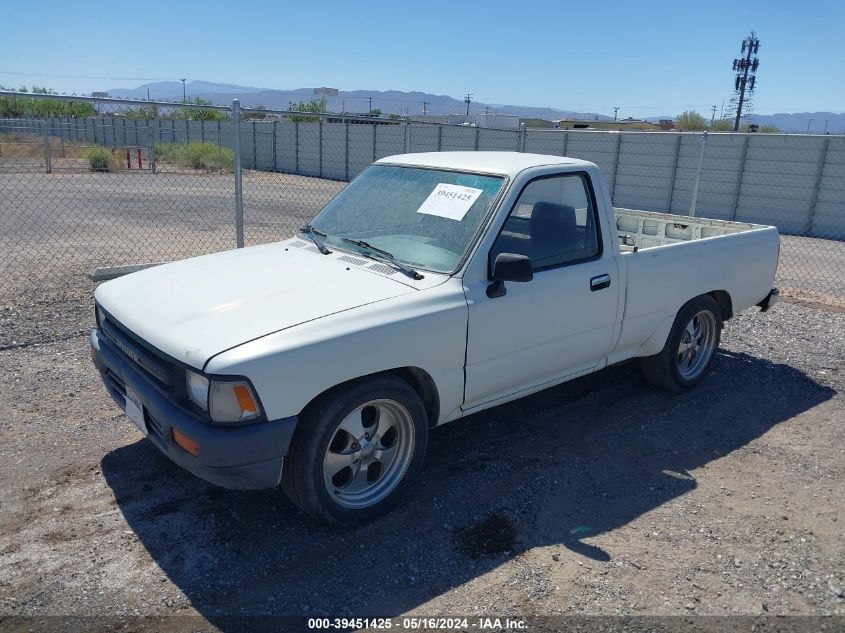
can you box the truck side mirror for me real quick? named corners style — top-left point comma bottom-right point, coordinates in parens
top-left (488, 253), bottom-right (533, 298)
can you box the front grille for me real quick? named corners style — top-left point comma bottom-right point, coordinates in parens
top-left (100, 314), bottom-right (175, 388)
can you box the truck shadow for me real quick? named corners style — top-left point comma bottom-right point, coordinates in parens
top-left (101, 350), bottom-right (833, 621)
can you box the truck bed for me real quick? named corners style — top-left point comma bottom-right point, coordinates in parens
top-left (614, 207), bottom-right (770, 252)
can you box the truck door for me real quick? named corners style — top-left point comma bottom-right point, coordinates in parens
top-left (463, 172), bottom-right (619, 410)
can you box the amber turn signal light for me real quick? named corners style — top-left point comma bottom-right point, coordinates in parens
top-left (172, 428), bottom-right (199, 457)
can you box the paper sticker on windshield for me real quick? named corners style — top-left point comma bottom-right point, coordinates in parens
top-left (416, 183), bottom-right (483, 221)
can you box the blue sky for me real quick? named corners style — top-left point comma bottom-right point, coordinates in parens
top-left (1, 0), bottom-right (842, 118)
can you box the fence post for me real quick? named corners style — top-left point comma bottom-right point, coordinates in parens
top-left (730, 135), bottom-right (750, 220)
top-left (474, 127), bottom-right (480, 151)
top-left (295, 121), bottom-right (300, 174)
top-left (232, 99), bottom-right (244, 249)
top-left (611, 133), bottom-right (622, 201)
top-left (518, 124), bottom-right (527, 152)
top-left (149, 120), bottom-right (157, 174)
top-left (437, 125), bottom-right (442, 152)
top-left (318, 118), bottom-right (323, 178)
top-left (42, 120), bottom-right (52, 174)
top-left (561, 132), bottom-right (568, 156)
top-left (344, 119), bottom-right (350, 181)
top-left (666, 134), bottom-right (681, 212)
top-left (806, 137), bottom-right (830, 236)
top-left (404, 122), bottom-right (411, 153)
top-left (372, 124), bottom-right (377, 162)
top-left (252, 120), bottom-right (257, 169)
top-left (272, 120), bottom-right (278, 172)
top-left (688, 131), bottom-right (708, 217)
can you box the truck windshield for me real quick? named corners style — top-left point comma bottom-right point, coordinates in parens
top-left (309, 164), bottom-right (505, 274)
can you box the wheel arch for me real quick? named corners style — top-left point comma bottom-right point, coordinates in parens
top-left (299, 366), bottom-right (441, 429)
top-left (709, 290), bottom-right (733, 321)
top-left (636, 290), bottom-right (729, 358)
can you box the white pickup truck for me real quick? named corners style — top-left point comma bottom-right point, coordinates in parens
top-left (91, 152), bottom-right (779, 523)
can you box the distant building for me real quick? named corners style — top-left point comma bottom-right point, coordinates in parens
top-left (554, 118), bottom-right (662, 131)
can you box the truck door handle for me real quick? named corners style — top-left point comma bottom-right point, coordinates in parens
top-left (590, 274), bottom-right (611, 291)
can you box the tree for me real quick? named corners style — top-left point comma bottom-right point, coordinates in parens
top-left (759, 125), bottom-right (780, 134)
top-left (368, 108), bottom-right (381, 116)
top-left (675, 110), bottom-right (707, 131)
top-left (180, 97), bottom-right (228, 121)
top-left (0, 85), bottom-right (96, 118)
top-left (710, 118), bottom-right (734, 131)
top-left (287, 97), bottom-right (327, 122)
top-left (243, 104), bottom-right (268, 120)
top-left (121, 104), bottom-right (160, 120)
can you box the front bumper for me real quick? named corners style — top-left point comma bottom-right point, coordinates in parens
top-left (90, 329), bottom-right (297, 490)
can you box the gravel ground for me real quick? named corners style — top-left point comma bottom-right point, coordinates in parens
top-left (0, 276), bottom-right (843, 629)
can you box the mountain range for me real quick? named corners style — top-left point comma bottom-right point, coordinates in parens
top-left (106, 81), bottom-right (843, 133)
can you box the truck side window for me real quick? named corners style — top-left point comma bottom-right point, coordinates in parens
top-left (491, 173), bottom-right (600, 271)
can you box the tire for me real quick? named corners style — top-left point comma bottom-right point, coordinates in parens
top-left (282, 375), bottom-right (428, 524)
top-left (639, 294), bottom-right (723, 393)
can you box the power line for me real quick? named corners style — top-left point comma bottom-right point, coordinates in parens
top-left (0, 69), bottom-right (175, 82)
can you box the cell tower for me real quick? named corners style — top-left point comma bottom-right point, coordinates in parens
top-left (729, 32), bottom-right (760, 132)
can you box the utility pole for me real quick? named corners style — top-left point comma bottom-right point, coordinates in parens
top-left (710, 105), bottom-right (718, 127)
top-left (613, 106), bottom-right (619, 121)
top-left (464, 93), bottom-right (472, 116)
top-left (368, 97), bottom-right (373, 112)
top-left (807, 119), bottom-right (813, 133)
top-left (422, 101), bottom-right (428, 116)
top-left (181, 78), bottom-right (186, 103)
top-left (731, 32), bottom-right (760, 132)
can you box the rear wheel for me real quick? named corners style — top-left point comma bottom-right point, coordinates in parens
top-left (282, 375), bottom-right (428, 524)
top-left (639, 295), bottom-right (723, 393)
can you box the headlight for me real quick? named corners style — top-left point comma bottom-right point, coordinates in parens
top-left (185, 369), bottom-right (261, 423)
top-left (186, 370), bottom-right (210, 411)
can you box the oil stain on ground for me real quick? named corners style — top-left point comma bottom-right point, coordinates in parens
top-left (454, 514), bottom-right (517, 559)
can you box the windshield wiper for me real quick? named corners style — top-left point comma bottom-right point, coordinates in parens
top-left (300, 224), bottom-right (331, 255)
top-left (341, 238), bottom-right (424, 280)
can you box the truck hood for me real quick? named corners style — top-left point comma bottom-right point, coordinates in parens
top-left (94, 242), bottom-right (417, 369)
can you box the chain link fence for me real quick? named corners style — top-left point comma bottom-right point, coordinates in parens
top-left (1, 92), bottom-right (843, 309)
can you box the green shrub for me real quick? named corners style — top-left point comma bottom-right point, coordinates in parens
top-left (155, 141), bottom-right (233, 171)
top-left (85, 146), bottom-right (117, 172)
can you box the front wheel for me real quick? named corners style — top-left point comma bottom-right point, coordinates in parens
top-left (282, 375), bottom-right (428, 524)
top-left (639, 295), bottom-right (723, 393)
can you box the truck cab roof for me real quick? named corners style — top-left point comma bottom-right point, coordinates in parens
top-left (376, 151), bottom-right (590, 178)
